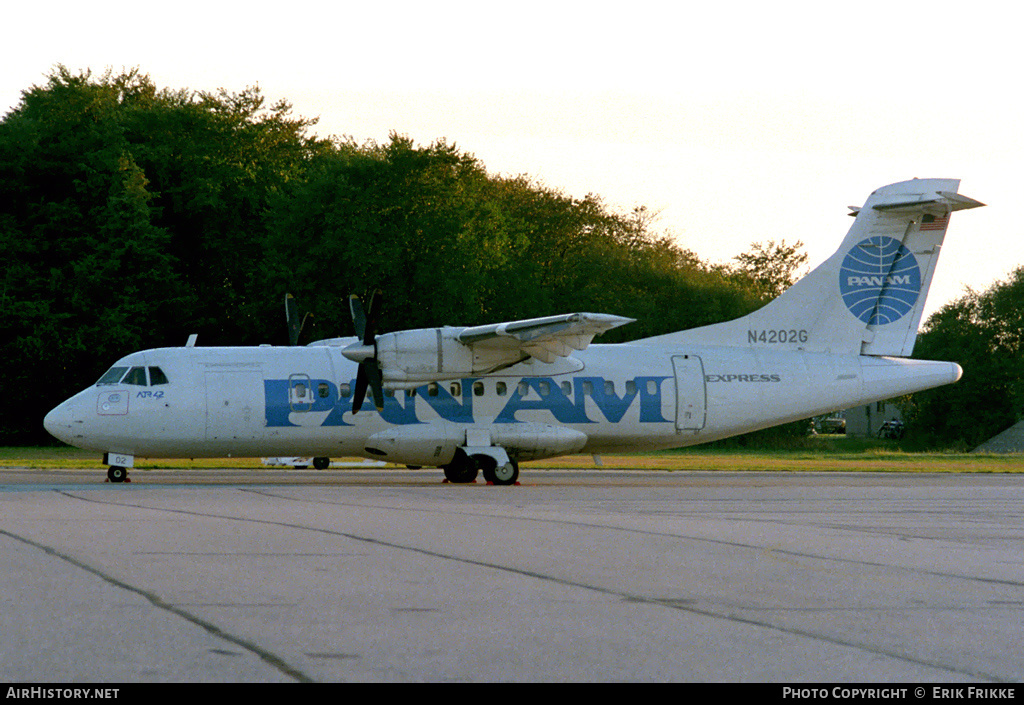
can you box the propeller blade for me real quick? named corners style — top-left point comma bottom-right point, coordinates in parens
top-left (364, 358), bottom-right (385, 412)
top-left (352, 363), bottom-right (369, 414)
top-left (349, 294), bottom-right (366, 341)
top-left (363, 289), bottom-right (382, 345)
top-left (348, 289), bottom-right (385, 414)
top-left (286, 294), bottom-right (313, 346)
top-left (351, 359), bottom-right (384, 414)
top-left (286, 294), bottom-right (301, 346)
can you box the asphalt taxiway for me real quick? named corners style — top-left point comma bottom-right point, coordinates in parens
top-left (1, 468), bottom-right (1022, 682)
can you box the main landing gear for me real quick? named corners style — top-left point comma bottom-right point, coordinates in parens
top-left (442, 449), bottom-right (519, 486)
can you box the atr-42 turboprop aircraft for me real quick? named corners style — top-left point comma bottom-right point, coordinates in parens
top-left (44, 178), bottom-right (983, 484)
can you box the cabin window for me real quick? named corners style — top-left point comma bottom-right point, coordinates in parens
top-left (538, 381), bottom-right (550, 396)
top-left (340, 383), bottom-right (351, 398)
top-left (149, 367), bottom-right (169, 385)
top-left (561, 381), bottom-right (571, 395)
top-left (318, 383), bottom-right (330, 399)
top-left (293, 383), bottom-right (307, 399)
top-left (96, 367), bottom-right (129, 386)
top-left (496, 382), bottom-right (507, 396)
top-left (450, 382), bottom-right (461, 396)
top-left (626, 380), bottom-right (636, 395)
top-left (518, 381), bottom-right (529, 396)
top-left (123, 366), bottom-right (148, 386)
top-left (604, 380), bottom-right (615, 395)
top-left (582, 381), bottom-right (594, 395)
top-left (647, 380), bottom-right (657, 394)
top-left (427, 382), bottom-right (439, 397)
top-left (385, 389), bottom-right (395, 397)
top-left (473, 381), bottom-right (485, 397)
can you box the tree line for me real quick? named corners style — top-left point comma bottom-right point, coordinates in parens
top-left (5, 67), bottom-right (1015, 450)
top-left (1, 67), bottom-right (794, 444)
top-left (899, 267), bottom-right (1024, 450)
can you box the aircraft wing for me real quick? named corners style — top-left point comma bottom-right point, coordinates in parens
top-left (457, 313), bottom-right (634, 364)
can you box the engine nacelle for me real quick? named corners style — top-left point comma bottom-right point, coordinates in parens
top-left (336, 311), bottom-right (633, 390)
top-left (372, 327), bottom-right (523, 387)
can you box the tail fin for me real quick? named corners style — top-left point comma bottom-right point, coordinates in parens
top-left (640, 178), bottom-right (984, 356)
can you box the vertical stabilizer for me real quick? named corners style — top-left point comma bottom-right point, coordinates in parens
top-left (640, 178), bottom-right (984, 356)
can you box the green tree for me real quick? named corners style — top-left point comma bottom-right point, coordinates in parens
top-left (724, 239), bottom-right (809, 301)
top-left (0, 67), bottom-right (327, 441)
top-left (901, 267), bottom-right (1024, 449)
top-left (0, 68), bottom-right (190, 441)
top-left (264, 134), bottom-right (526, 336)
top-left (114, 77), bottom-right (332, 342)
top-left (2, 67), bottom-right (779, 444)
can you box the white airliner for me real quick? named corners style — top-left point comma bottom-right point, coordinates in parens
top-left (44, 178), bottom-right (983, 484)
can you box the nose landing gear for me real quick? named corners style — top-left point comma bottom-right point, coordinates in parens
top-left (106, 466), bottom-right (130, 483)
top-left (103, 452), bottom-right (134, 483)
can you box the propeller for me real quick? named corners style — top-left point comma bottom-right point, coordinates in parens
top-left (285, 293), bottom-right (313, 346)
top-left (345, 290), bottom-right (384, 413)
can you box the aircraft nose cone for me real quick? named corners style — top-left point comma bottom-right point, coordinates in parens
top-left (43, 399), bottom-right (77, 444)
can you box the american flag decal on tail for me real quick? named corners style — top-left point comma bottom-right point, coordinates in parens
top-left (920, 213), bottom-right (950, 231)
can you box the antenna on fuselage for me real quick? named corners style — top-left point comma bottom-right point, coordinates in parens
top-left (185, 334), bottom-right (198, 347)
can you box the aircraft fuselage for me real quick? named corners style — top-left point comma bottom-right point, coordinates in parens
top-left (44, 340), bottom-right (961, 465)
top-left (42, 178), bottom-right (982, 482)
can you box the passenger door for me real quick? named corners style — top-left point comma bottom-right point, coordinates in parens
top-left (671, 355), bottom-right (706, 432)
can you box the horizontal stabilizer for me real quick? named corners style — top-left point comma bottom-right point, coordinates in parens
top-left (848, 190), bottom-right (984, 217)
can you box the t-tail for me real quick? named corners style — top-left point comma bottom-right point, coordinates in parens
top-left (641, 178), bottom-right (984, 356)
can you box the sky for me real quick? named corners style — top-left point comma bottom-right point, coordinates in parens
top-left (4, 1), bottom-right (1023, 322)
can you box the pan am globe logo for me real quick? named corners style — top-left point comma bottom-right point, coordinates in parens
top-left (840, 236), bottom-right (922, 325)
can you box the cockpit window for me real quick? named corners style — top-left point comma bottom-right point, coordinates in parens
top-left (96, 365), bottom-right (166, 386)
top-left (122, 366), bottom-right (148, 386)
top-left (96, 367), bottom-right (129, 385)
